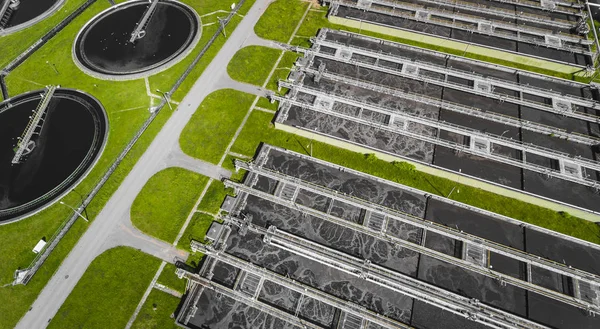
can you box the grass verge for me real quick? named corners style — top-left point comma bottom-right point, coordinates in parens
top-left (230, 111), bottom-right (600, 244)
top-left (178, 213), bottom-right (213, 267)
top-left (0, 1), bottom-right (257, 326)
top-left (227, 46), bottom-right (282, 85)
top-left (266, 51), bottom-right (301, 92)
top-left (131, 168), bottom-right (209, 243)
top-left (179, 89), bottom-right (256, 163)
top-left (157, 263), bottom-right (186, 294)
top-left (131, 289), bottom-right (181, 329)
top-left (254, 0), bottom-right (310, 42)
top-left (48, 247), bottom-right (161, 329)
top-left (198, 180), bottom-right (235, 215)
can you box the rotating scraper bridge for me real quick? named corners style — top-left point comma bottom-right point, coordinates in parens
top-left (129, 0), bottom-right (160, 43)
top-left (12, 85), bottom-right (57, 164)
top-left (176, 144), bottom-right (600, 329)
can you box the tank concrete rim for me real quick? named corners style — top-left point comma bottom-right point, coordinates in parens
top-left (0, 88), bottom-right (109, 225)
top-left (72, 0), bottom-right (202, 81)
top-left (0, 0), bottom-right (66, 36)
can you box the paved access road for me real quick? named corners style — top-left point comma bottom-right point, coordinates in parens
top-left (15, 1), bottom-right (274, 327)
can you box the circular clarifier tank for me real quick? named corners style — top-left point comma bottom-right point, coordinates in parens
top-left (0, 89), bottom-right (108, 223)
top-left (0, 0), bottom-right (65, 34)
top-left (74, 0), bottom-right (200, 79)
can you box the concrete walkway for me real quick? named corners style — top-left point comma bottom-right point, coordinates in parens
top-left (15, 1), bottom-right (275, 328)
top-left (103, 219), bottom-right (189, 264)
top-left (163, 146), bottom-right (231, 180)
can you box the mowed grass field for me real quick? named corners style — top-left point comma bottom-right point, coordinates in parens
top-left (0, 0), bottom-right (257, 327)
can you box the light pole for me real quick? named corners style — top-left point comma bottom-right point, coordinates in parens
top-left (70, 189), bottom-right (89, 220)
top-left (46, 61), bottom-right (58, 75)
top-left (156, 89), bottom-right (173, 110)
top-left (59, 201), bottom-right (88, 222)
top-left (447, 168), bottom-right (462, 198)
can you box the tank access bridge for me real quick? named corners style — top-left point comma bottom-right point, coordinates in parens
top-left (0, 0), bottom-right (20, 29)
top-left (11, 85), bottom-right (58, 164)
top-left (129, 0), bottom-right (160, 43)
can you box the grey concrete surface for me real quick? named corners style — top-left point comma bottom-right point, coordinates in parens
top-left (103, 218), bottom-right (189, 264)
top-left (163, 145), bottom-right (231, 180)
top-left (15, 1), bottom-right (274, 328)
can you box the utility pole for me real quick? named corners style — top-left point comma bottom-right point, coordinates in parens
top-left (46, 61), bottom-right (58, 75)
top-left (156, 89), bottom-right (173, 110)
top-left (59, 201), bottom-right (88, 222)
top-left (218, 17), bottom-right (227, 38)
top-left (447, 169), bottom-right (461, 198)
top-left (70, 189), bottom-right (89, 220)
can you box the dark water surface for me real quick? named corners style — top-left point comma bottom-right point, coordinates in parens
top-left (0, 89), bottom-right (107, 222)
top-left (75, 0), bottom-right (198, 75)
top-left (3, 0), bottom-right (60, 28)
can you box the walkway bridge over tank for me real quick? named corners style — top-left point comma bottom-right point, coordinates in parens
top-left (12, 85), bottom-right (58, 164)
top-left (129, 0), bottom-right (160, 43)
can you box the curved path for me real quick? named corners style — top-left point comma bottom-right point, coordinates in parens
top-left (15, 1), bottom-right (274, 327)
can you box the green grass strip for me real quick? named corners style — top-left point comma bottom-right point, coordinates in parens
top-left (198, 180), bottom-right (234, 215)
top-left (131, 168), bottom-right (209, 243)
top-left (227, 46), bottom-right (282, 86)
top-left (230, 110), bottom-right (600, 244)
top-left (131, 289), bottom-right (181, 329)
top-left (48, 247), bottom-right (161, 329)
top-left (267, 51), bottom-right (301, 92)
top-left (254, 0), bottom-right (310, 42)
top-left (180, 89), bottom-right (256, 164)
top-left (157, 263), bottom-right (186, 294)
top-left (178, 213), bottom-right (213, 267)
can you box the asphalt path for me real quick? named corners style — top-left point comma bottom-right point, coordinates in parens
top-left (15, 1), bottom-right (274, 327)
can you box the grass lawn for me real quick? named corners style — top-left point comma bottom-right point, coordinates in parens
top-left (256, 97), bottom-right (279, 111)
top-left (0, 0), bottom-right (88, 69)
top-left (227, 46), bottom-right (282, 86)
top-left (179, 89), bottom-right (255, 164)
top-left (0, 0), bottom-right (259, 326)
top-left (254, 0), bottom-right (310, 43)
top-left (198, 180), bottom-right (235, 215)
top-left (48, 247), bottom-right (161, 329)
top-left (178, 213), bottom-right (213, 267)
top-left (131, 289), bottom-right (181, 329)
top-left (157, 263), bottom-right (186, 294)
top-left (256, 0), bottom-right (591, 81)
top-left (230, 110), bottom-right (600, 244)
top-left (131, 168), bottom-right (209, 243)
top-left (266, 51), bottom-right (300, 92)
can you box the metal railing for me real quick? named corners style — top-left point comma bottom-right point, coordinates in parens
top-left (12, 86), bottom-right (57, 163)
top-left (311, 30), bottom-right (600, 111)
top-left (129, 0), bottom-right (160, 43)
top-left (327, 0), bottom-right (591, 53)
top-left (281, 80), bottom-right (599, 146)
